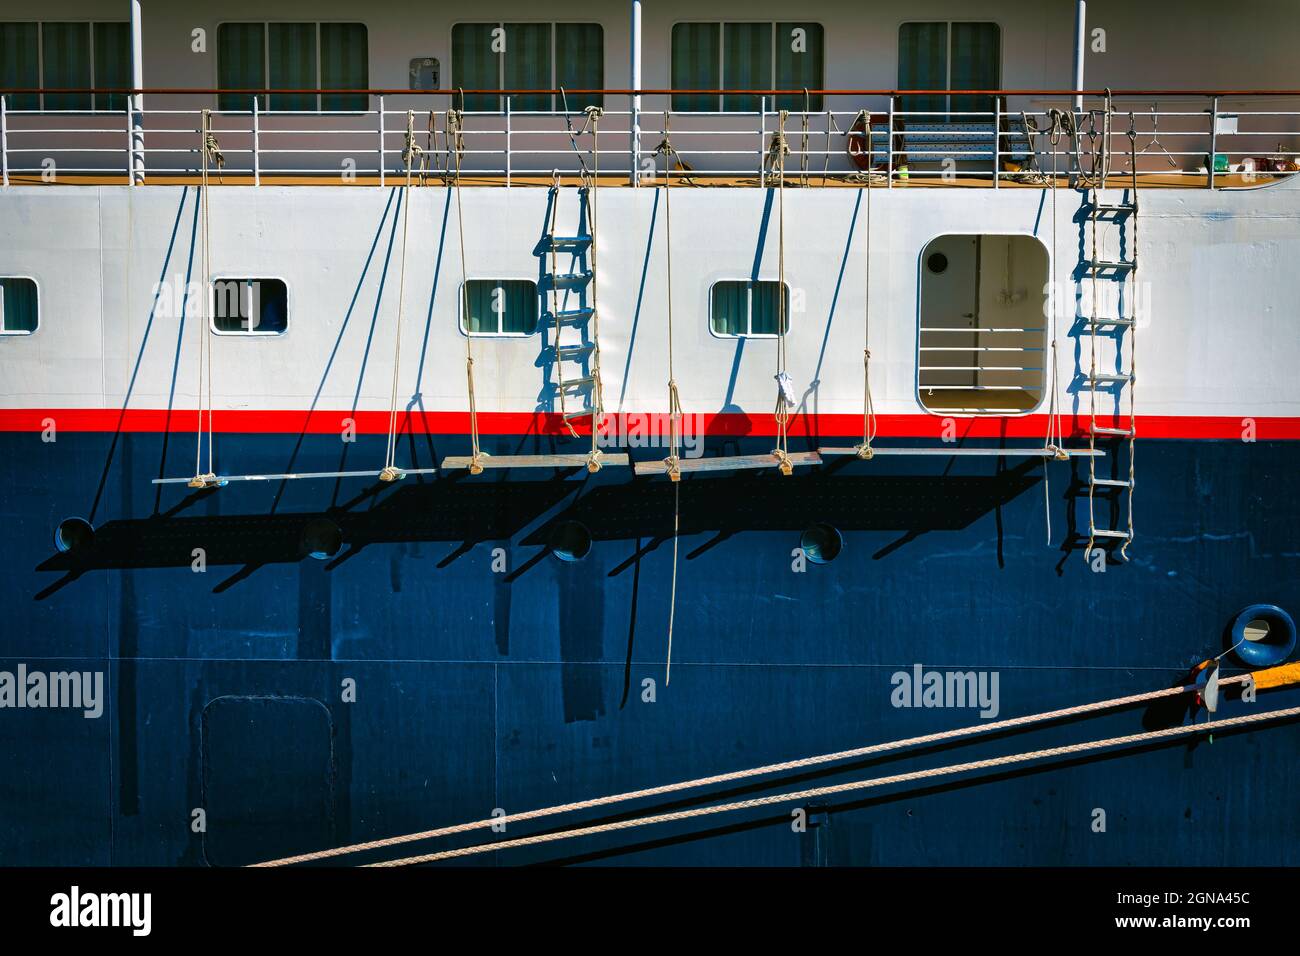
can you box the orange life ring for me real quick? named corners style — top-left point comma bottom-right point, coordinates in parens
top-left (847, 111), bottom-right (889, 172)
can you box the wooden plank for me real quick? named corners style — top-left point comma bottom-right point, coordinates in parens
top-left (151, 467), bottom-right (443, 485)
top-left (817, 446), bottom-right (1104, 458)
top-left (441, 454), bottom-right (630, 470)
top-left (633, 451), bottom-right (822, 476)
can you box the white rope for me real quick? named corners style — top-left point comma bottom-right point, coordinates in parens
top-left (379, 111), bottom-right (420, 483)
top-left (367, 704), bottom-right (1300, 867)
top-left (856, 137), bottom-right (876, 460)
top-left (250, 665), bottom-right (1296, 867)
top-left (656, 113), bottom-right (684, 685)
top-left (448, 99), bottom-right (484, 475)
top-left (770, 111), bottom-right (794, 475)
top-left (189, 110), bottom-right (218, 489)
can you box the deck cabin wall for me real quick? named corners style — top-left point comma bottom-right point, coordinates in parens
top-left (2, 1), bottom-right (1298, 180)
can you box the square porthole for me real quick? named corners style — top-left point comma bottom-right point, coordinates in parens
top-left (0, 278), bottom-right (39, 334)
top-left (211, 278), bottom-right (288, 335)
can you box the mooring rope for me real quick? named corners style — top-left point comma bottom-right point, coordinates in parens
top-left (189, 110), bottom-right (220, 488)
top-left (366, 704), bottom-right (1300, 867)
top-left (251, 662), bottom-right (1300, 867)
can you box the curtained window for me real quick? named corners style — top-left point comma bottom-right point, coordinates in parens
top-left (462, 280), bottom-right (539, 335)
top-left (452, 22), bottom-right (603, 113)
top-left (673, 21), bottom-right (825, 113)
top-left (0, 278), bottom-right (39, 334)
top-left (899, 22), bottom-right (1000, 119)
top-left (218, 22), bottom-right (368, 112)
top-left (0, 21), bottom-right (130, 111)
top-left (711, 281), bottom-right (789, 337)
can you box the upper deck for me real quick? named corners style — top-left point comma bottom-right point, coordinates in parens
top-left (1, 0), bottom-right (1298, 187)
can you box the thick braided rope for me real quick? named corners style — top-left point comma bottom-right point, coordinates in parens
top-left (369, 705), bottom-right (1300, 867)
top-left (250, 667), bottom-right (1287, 867)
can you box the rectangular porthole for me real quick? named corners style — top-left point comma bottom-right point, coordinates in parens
top-left (917, 235), bottom-right (1047, 414)
top-left (710, 280), bottom-right (789, 337)
top-left (0, 278), bottom-right (39, 334)
top-left (211, 278), bottom-right (288, 335)
top-left (461, 279), bottom-right (539, 336)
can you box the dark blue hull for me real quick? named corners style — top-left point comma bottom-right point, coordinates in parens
top-left (3, 430), bottom-right (1298, 865)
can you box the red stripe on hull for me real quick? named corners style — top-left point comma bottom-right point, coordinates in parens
top-left (0, 408), bottom-right (1297, 440)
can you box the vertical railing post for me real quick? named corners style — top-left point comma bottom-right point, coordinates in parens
top-left (377, 94), bottom-right (385, 186)
top-left (1, 97), bottom-right (8, 187)
top-left (125, 98), bottom-right (134, 182)
top-left (630, 0), bottom-right (642, 185)
top-left (252, 96), bottom-right (261, 186)
top-left (505, 95), bottom-right (511, 187)
top-left (993, 96), bottom-right (1001, 189)
top-left (1208, 95), bottom-right (1219, 190)
top-left (759, 96), bottom-right (766, 187)
top-left (887, 95), bottom-right (895, 188)
top-left (129, 0), bottom-right (145, 184)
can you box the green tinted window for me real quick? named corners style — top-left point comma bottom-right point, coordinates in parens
top-left (0, 278), bottom-right (39, 334)
top-left (217, 23), bottom-right (265, 111)
top-left (463, 280), bottom-right (539, 335)
top-left (320, 24), bottom-right (368, 112)
top-left (0, 23), bottom-right (39, 111)
top-left (711, 281), bottom-right (789, 336)
top-left (42, 22), bottom-right (91, 111)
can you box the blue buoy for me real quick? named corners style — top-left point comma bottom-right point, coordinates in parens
top-left (1229, 604), bottom-right (1296, 667)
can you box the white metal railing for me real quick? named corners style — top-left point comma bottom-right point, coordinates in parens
top-left (1, 92), bottom-right (1297, 189)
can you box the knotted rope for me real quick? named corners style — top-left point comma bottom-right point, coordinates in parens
top-left (656, 112), bottom-right (685, 685)
top-left (768, 111), bottom-right (795, 476)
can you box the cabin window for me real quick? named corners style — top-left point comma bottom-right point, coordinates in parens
top-left (0, 22), bottom-right (130, 111)
top-left (451, 23), bottom-right (604, 113)
top-left (917, 235), bottom-right (1047, 415)
top-left (217, 23), bottom-right (368, 111)
top-left (0, 278), bottom-right (39, 334)
top-left (898, 22), bottom-right (1001, 118)
top-left (672, 22), bottom-right (825, 113)
top-left (211, 279), bottom-right (289, 335)
top-left (710, 280), bottom-right (790, 337)
top-left (461, 279), bottom-right (540, 336)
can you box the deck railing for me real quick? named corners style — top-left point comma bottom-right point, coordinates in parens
top-left (1, 88), bottom-right (1297, 188)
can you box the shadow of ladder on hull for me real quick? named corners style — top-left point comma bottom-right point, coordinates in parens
top-left (1080, 145), bottom-right (1140, 561)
